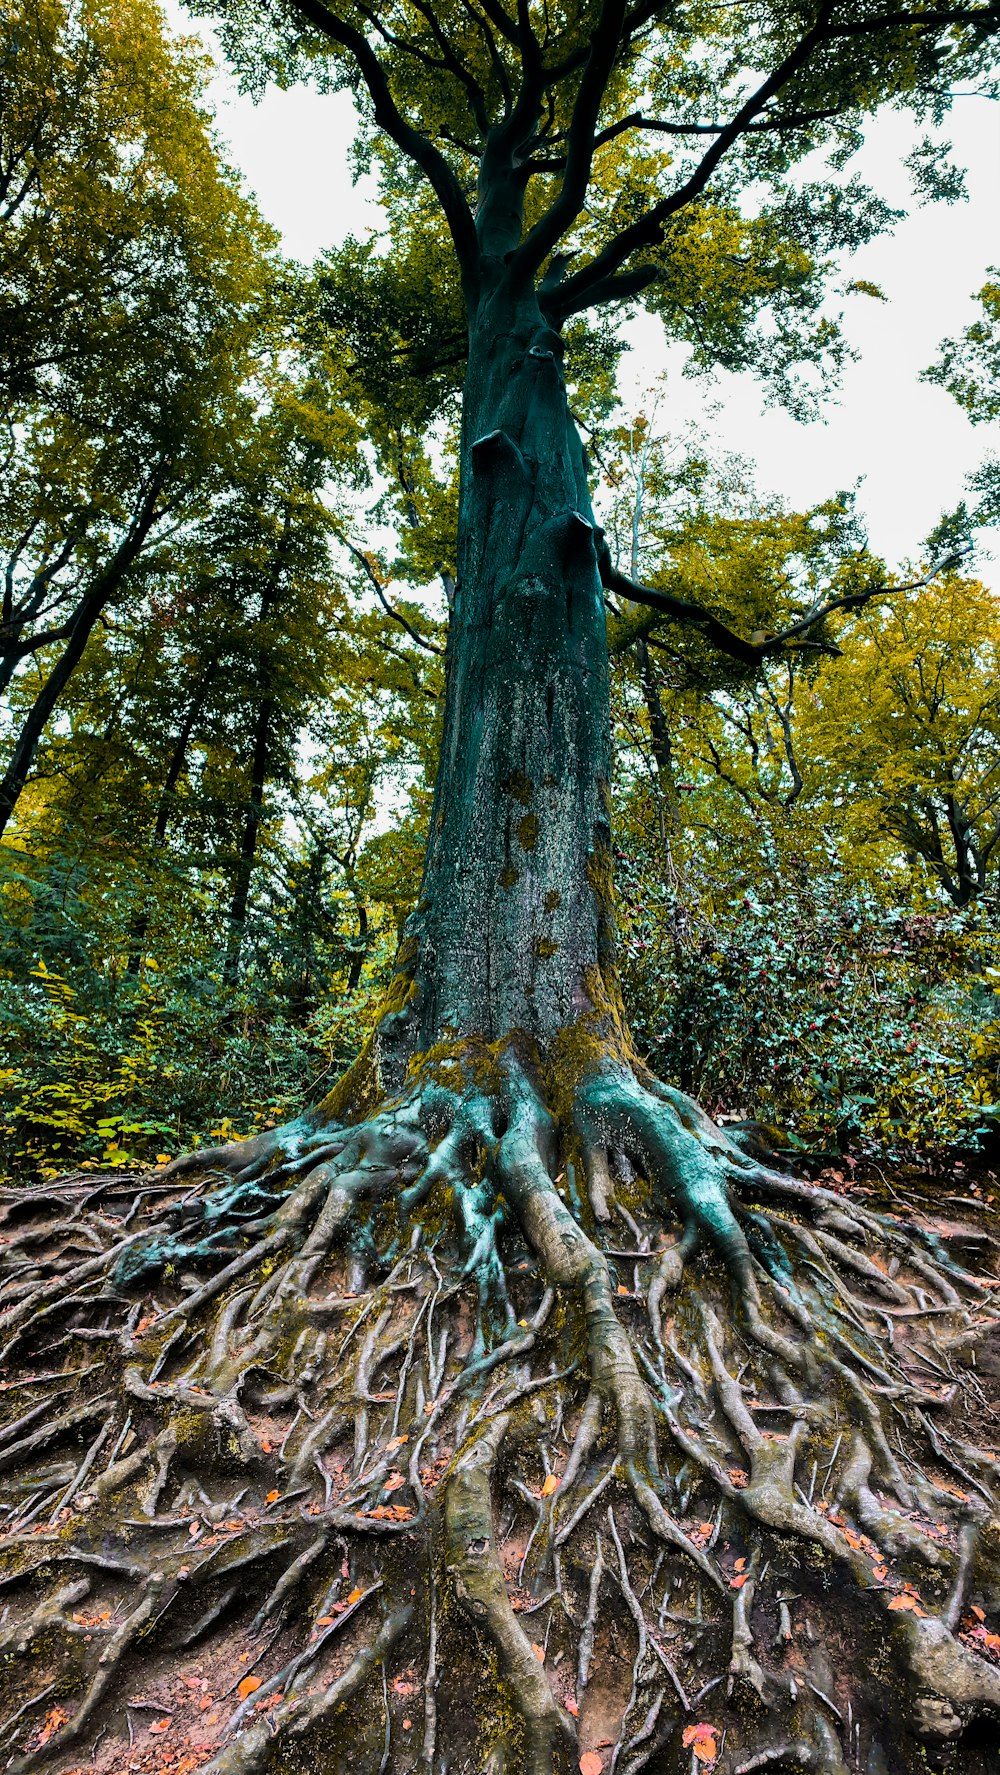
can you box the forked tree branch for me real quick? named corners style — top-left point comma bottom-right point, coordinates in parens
top-left (544, 0), bottom-right (1000, 320)
top-left (548, 1), bottom-right (837, 315)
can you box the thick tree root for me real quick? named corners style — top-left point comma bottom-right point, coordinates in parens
top-left (1, 1050), bottom-right (999, 1774)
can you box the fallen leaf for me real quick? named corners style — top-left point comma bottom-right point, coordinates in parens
top-left (888, 1594), bottom-right (926, 1615)
top-left (683, 1722), bottom-right (720, 1762)
top-left (316, 1616), bottom-right (335, 1628)
top-left (733, 1557), bottom-right (746, 1572)
top-left (346, 1586), bottom-right (364, 1605)
top-left (616, 1285), bottom-right (629, 1296)
top-left (403, 1718), bottom-right (413, 1730)
top-left (565, 1696), bottom-right (579, 1716)
top-left (729, 1469), bottom-right (748, 1489)
top-left (579, 1755), bottom-right (603, 1775)
top-left (386, 1435), bottom-right (409, 1451)
top-left (730, 1573), bottom-right (748, 1590)
top-left (532, 1643), bottom-right (546, 1663)
top-left (872, 1566), bottom-right (889, 1582)
top-left (237, 1677), bottom-right (262, 1701)
top-left (385, 1471), bottom-right (406, 1494)
top-left (265, 1489), bottom-right (280, 1504)
top-left (148, 1719), bottom-right (172, 1735)
top-left (37, 1708), bottom-right (68, 1746)
top-left (540, 1474), bottom-right (560, 1498)
top-left (972, 1605), bottom-right (986, 1622)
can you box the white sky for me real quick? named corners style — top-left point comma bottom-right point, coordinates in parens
top-left (169, 4), bottom-right (1000, 585)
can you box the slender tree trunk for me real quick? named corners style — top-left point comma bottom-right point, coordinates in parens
top-left (126, 662), bottom-right (217, 976)
top-left (0, 476), bottom-right (166, 842)
top-left (224, 687), bottom-right (274, 983)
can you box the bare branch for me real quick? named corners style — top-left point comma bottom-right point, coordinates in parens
top-left (600, 545), bottom-right (967, 670)
top-left (339, 536), bottom-right (445, 656)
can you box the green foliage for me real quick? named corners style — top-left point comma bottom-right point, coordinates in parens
top-left (926, 270), bottom-right (1000, 423)
top-left (616, 827), bottom-right (1000, 1157)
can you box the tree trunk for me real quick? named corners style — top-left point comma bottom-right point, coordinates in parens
top-left (377, 294), bottom-right (618, 1085)
top-left (0, 474), bottom-right (166, 842)
top-left (126, 661), bottom-right (217, 976)
top-left (224, 687), bottom-right (274, 984)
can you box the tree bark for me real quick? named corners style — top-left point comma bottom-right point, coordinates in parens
top-left (378, 291), bottom-right (618, 1084)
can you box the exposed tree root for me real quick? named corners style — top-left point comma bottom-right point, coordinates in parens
top-left (1, 1046), bottom-right (999, 1774)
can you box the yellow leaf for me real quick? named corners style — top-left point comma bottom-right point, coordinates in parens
top-left (541, 1474), bottom-right (560, 1497)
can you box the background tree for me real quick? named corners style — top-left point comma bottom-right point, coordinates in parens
top-left (2, 4), bottom-right (1000, 1775)
top-left (0, 0), bottom-right (279, 838)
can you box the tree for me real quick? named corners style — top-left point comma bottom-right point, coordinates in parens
top-left (800, 572), bottom-right (1000, 906)
top-left (0, 0), bottom-right (279, 839)
top-left (3, 6), bottom-right (1000, 1775)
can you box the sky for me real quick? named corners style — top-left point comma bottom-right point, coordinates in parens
top-left (167, 3), bottom-right (1000, 585)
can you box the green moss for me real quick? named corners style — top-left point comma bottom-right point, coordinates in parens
top-left (406, 1035), bottom-right (503, 1096)
top-left (504, 770), bottom-right (534, 805)
top-left (544, 890), bottom-right (561, 912)
top-left (535, 936), bottom-right (559, 959)
top-left (499, 865), bottom-right (519, 889)
top-left (515, 812), bottom-right (539, 850)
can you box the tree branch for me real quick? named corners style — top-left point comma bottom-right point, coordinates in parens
top-left (509, 0), bottom-right (630, 283)
top-left (547, 2), bottom-right (841, 315)
top-left (340, 536), bottom-right (444, 656)
top-left (286, 0), bottom-right (479, 286)
top-left (599, 546), bottom-right (967, 671)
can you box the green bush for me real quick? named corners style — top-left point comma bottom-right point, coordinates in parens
top-left (616, 830), bottom-right (1000, 1157)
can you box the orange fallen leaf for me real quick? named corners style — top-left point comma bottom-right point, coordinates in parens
top-left (730, 1573), bottom-right (748, 1590)
top-left (729, 1469), bottom-right (748, 1489)
top-left (683, 1722), bottom-right (720, 1762)
top-left (532, 1643), bottom-right (546, 1663)
top-left (37, 1708), bottom-right (68, 1746)
top-left (148, 1719), bottom-right (172, 1735)
top-left (872, 1566), bottom-right (888, 1582)
top-left (385, 1471), bottom-right (406, 1494)
top-left (197, 1697), bottom-right (214, 1712)
top-left (259, 1438), bottom-right (273, 1453)
top-left (265, 1490), bottom-right (280, 1504)
top-left (346, 1586), bottom-right (364, 1605)
top-left (237, 1676), bottom-right (262, 1701)
top-left (579, 1755), bottom-right (603, 1775)
top-left (316, 1616), bottom-right (335, 1627)
top-left (972, 1605), bottom-right (986, 1622)
top-left (565, 1696), bottom-right (579, 1716)
top-left (888, 1594), bottom-right (926, 1615)
top-left (616, 1285), bottom-right (629, 1296)
top-left (540, 1474), bottom-right (560, 1498)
